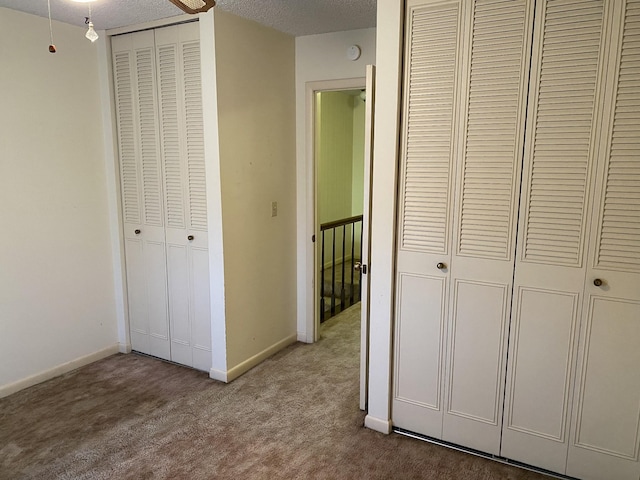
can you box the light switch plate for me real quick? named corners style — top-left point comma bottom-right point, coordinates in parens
top-left (271, 201), bottom-right (278, 217)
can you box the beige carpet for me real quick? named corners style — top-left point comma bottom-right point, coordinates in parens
top-left (0, 306), bottom-right (550, 479)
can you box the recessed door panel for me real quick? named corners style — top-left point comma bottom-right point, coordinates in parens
top-left (191, 245), bottom-right (212, 371)
top-left (575, 298), bottom-right (640, 459)
top-left (145, 239), bottom-right (170, 360)
top-left (167, 242), bottom-right (191, 367)
top-left (124, 237), bottom-right (149, 353)
top-left (507, 289), bottom-right (578, 435)
top-left (443, 280), bottom-right (509, 455)
top-left (568, 294), bottom-right (640, 480)
top-left (393, 273), bottom-right (447, 437)
top-left (447, 281), bottom-right (508, 421)
top-left (501, 287), bottom-right (579, 471)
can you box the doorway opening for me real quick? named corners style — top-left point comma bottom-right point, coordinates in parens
top-left (315, 89), bottom-right (367, 325)
top-left (306, 70), bottom-right (375, 412)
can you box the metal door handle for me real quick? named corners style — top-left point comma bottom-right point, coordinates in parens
top-left (437, 262), bottom-right (447, 270)
top-left (354, 262), bottom-right (368, 274)
top-left (134, 229), bottom-right (141, 235)
top-left (187, 235), bottom-right (194, 241)
top-left (593, 278), bottom-right (603, 287)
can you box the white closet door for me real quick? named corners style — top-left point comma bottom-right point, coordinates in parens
top-left (442, 0), bottom-right (533, 455)
top-left (393, 0), bottom-right (533, 452)
top-left (112, 31), bottom-right (170, 361)
top-left (393, 0), bottom-right (466, 438)
top-left (502, 0), bottom-right (610, 472)
top-left (155, 22), bottom-right (212, 372)
top-left (567, 1), bottom-right (640, 478)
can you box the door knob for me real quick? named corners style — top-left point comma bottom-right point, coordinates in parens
top-left (354, 262), bottom-right (368, 274)
top-left (437, 262), bottom-right (447, 270)
top-left (593, 278), bottom-right (603, 287)
top-left (134, 229), bottom-right (141, 235)
top-left (187, 235), bottom-right (194, 241)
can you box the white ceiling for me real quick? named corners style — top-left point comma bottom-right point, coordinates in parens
top-left (0, 0), bottom-right (377, 36)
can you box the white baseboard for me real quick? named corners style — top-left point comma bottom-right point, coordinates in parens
top-left (297, 331), bottom-right (312, 343)
top-left (119, 342), bottom-right (132, 354)
top-left (209, 368), bottom-right (228, 382)
top-left (209, 334), bottom-right (297, 383)
top-left (0, 344), bottom-right (120, 399)
top-left (365, 414), bottom-right (392, 434)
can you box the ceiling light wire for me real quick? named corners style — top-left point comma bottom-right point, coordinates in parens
top-left (47, 0), bottom-right (56, 52)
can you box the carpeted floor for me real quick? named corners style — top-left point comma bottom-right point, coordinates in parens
top-left (0, 306), bottom-right (551, 480)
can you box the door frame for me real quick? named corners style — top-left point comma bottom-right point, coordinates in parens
top-left (304, 77), bottom-right (367, 343)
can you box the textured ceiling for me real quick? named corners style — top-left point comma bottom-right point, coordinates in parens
top-left (0, 0), bottom-right (376, 36)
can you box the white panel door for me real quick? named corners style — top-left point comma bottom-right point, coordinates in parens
top-left (393, 0), bottom-right (533, 454)
top-left (155, 22), bottom-right (211, 372)
top-left (441, 0), bottom-right (533, 455)
top-left (501, 0), bottom-right (611, 473)
top-left (567, 2), bottom-right (640, 478)
top-left (359, 65), bottom-right (375, 411)
top-left (112, 31), bottom-right (170, 361)
top-left (393, 0), bottom-right (465, 439)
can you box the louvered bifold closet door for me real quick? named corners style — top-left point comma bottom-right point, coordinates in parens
top-left (441, 0), bottom-right (534, 455)
top-left (155, 22), bottom-right (211, 372)
top-left (392, 0), bottom-right (533, 450)
top-left (112, 31), bottom-right (171, 361)
top-left (392, 0), bottom-right (466, 439)
top-left (567, 1), bottom-right (640, 478)
top-left (502, 0), bottom-right (611, 473)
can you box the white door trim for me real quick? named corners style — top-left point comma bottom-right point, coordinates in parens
top-left (360, 65), bottom-right (376, 411)
top-left (302, 77), bottom-right (366, 344)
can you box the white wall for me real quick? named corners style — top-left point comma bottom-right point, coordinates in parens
top-left (295, 28), bottom-right (376, 342)
top-left (0, 8), bottom-right (119, 396)
top-left (212, 10), bottom-right (297, 376)
top-left (365, 0), bottom-right (404, 434)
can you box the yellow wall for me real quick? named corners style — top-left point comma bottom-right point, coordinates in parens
top-left (0, 8), bottom-right (118, 392)
top-left (317, 91), bottom-right (355, 225)
top-left (213, 10), bottom-right (297, 369)
top-left (351, 96), bottom-right (366, 217)
top-left (316, 91), bottom-right (365, 263)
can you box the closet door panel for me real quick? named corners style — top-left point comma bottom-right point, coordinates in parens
top-left (567, 297), bottom-right (640, 480)
top-left (503, 0), bottom-right (609, 471)
top-left (191, 244), bottom-right (212, 372)
top-left (442, 0), bottom-right (533, 455)
top-left (501, 287), bottom-right (579, 471)
top-left (519, 0), bottom-right (607, 269)
top-left (123, 237), bottom-right (149, 354)
top-left (393, 273), bottom-right (447, 436)
top-left (155, 22), bottom-right (211, 371)
top-left (166, 240), bottom-right (191, 367)
top-left (112, 31), bottom-right (170, 360)
top-left (393, 0), bottom-right (464, 439)
top-left (567, 2), bottom-right (640, 477)
top-left (443, 280), bottom-right (510, 453)
top-left (144, 239), bottom-right (171, 359)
